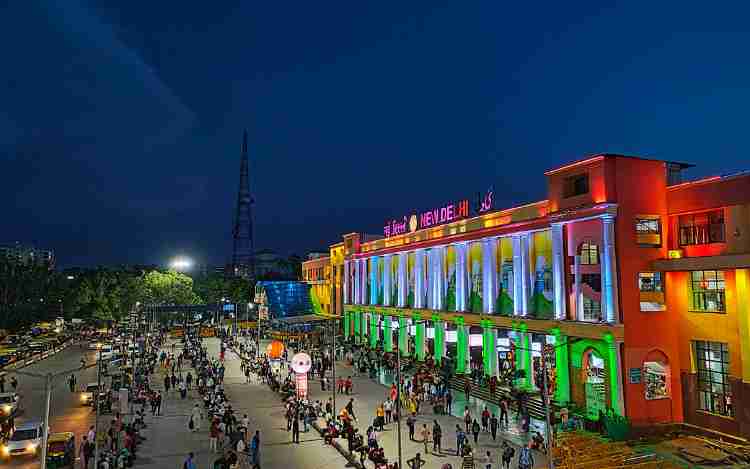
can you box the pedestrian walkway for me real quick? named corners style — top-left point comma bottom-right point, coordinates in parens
top-left (321, 361), bottom-right (549, 469)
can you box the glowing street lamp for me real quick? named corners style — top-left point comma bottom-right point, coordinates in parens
top-left (170, 257), bottom-right (193, 271)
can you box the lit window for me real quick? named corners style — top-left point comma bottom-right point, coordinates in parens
top-left (694, 341), bottom-right (732, 417)
top-left (644, 361), bottom-right (670, 400)
top-left (582, 297), bottom-right (600, 322)
top-left (690, 270), bottom-right (725, 312)
top-left (636, 217), bottom-right (661, 247)
top-left (639, 272), bottom-right (665, 311)
top-left (679, 210), bottom-right (725, 246)
top-left (579, 242), bottom-right (599, 265)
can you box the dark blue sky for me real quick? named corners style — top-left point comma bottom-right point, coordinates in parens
top-left (3, 2), bottom-right (749, 267)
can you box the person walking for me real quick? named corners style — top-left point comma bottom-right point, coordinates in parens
top-left (420, 423), bottom-right (431, 455)
top-left (471, 419), bottom-right (480, 444)
top-left (345, 398), bottom-right (357, 422)
top-left (376, 404), bottom-right (385, 431)
top-left (463, 407), bottom-right (472, 432)
top-left (184, 452), bottom-right (197, 469)
top-left (406, 413), bottom-right (416, 441)
top-left (446, 389), bottom-right (453, 414)
top-left (489, 414), bottom-right (498, 441)
top-left (481, 406), bottom-right (490, 432)
top-left (291, 412), bottom-right (300, 444)
top-left (384, 397), bottom-right (393, 424)
top-left (518, 443), bottom-right (534, 469)
top-left (251, 430), bottom-right (260, 468)
top-left (499, 397), bottom-right (509, 429)
top-left (407, 453), bottom-right (426, 469)
top-left (432, 420), bottom-right (442, 454)
top-left (79, 435), bottom-right (91, 469)
top-left (484, 451), bottom-right (493, 469)
top-left (68, 374), bottom-right (76, 392)
top-left (209, 419), bottom-right (219, 453)
top-left (191, 403), bottom-right (203, 432)
top-left (500, 442), bottom-right (514, 469)
top-left (455, 425), bottom-right (466, 457)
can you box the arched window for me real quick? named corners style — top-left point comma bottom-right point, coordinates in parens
top-left (644, 350), bottom-right (670, 400)
top-left (579, 242), bottom-right (599, 265)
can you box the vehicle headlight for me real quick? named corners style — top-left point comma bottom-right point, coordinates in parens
top-left (27, 443), bottom-right (37, 452)
top-left (1, 446), bottom-right (9, 455)
top-left (2, 405), bottom-right (11, 413)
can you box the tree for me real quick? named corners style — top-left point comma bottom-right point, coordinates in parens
top-left (142, 270), bottom-right (200, 306)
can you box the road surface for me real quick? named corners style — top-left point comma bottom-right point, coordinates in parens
top-left (5, 343), bottom-right (98, 468)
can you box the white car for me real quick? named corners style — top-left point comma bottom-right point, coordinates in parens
top-left (98, 345), bottom-right (114, 361)
top-left (1, 420), bottom-right (45, 459)
top-left (0, 392), bottom-right (21, 416)
top-left (80, 383), bottom-right (99, 406)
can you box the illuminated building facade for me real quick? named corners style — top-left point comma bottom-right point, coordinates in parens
top-left (337, 153), bottom-right (750, 438)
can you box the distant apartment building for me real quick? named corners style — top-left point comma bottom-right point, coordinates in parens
top-left (0, 242), bottom-right (54, 268)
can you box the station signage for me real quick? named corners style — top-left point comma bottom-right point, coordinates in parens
top-left (384, 188), bottom-right (494, 238)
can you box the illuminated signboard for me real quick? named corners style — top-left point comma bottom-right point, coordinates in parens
top-left (384, 188), bottom-right (494, 238)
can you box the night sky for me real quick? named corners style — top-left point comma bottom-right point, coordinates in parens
top-left (3, 2), bottom-right (750, 268)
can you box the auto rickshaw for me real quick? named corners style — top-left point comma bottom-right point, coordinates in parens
top-left (46, 432), bottom-right (75, 468)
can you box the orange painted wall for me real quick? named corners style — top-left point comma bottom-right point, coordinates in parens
top-left (667, 174), bottom-right (750, 215)
top-left (611, 157), bottom-right (684, 425)
top-left (547, 157), bottom-right (611, 213)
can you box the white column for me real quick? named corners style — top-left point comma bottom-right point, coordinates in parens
top-left (426, 249), bottom-right (434, 309)
top-left (414, 249), bottom-right (425, 309)
top-left (551, 224), bottom-right (566, 320)
top-left (435, 246), bottom-right (445, 310)
top-left (482, 238), bottom-right (495, 313)
top-left (455, 243), bottom-right (468, 311)
top-left (601, 214), bottom-right (619, 323)
top-left (512, 234), bottom-right (530, 316)
top-left (344, 260), bottom-right (350, 305)
top-left (370, 257), bottom-right (379, 305)
top-left (383, 255), bottom-right (392, 307)
top-left (574, 255), bottom-right (582, 321)
top-left (354, 259), bottom-right (361, 305)
top-left (360, 259), bottom-right (368, 305)
top-left (398, 252), bottom-right (407, 307)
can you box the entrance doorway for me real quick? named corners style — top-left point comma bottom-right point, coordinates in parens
top-left (583, 348), bottom-right (606, 420)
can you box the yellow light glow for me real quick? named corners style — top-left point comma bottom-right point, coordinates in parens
top-left (2, 405), bottom-right (10, 413)
top-left (668, 249), bottom-right (683, 259)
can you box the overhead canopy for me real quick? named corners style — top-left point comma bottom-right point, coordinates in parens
top-left (271, 314), bottom-right (330, 326)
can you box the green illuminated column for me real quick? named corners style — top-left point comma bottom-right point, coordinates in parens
top-left (352, 310), bottom-right (361, 344)
top-left (384, 315), bottom-right (393, 352)
top-left (415, 313), bottom-right (425, 361)
top-left (370, 313), bottom-right (378, 348)
top-left (522, 329), bottom-right (532, 389)
top-left (482, 319), bottom-right (491, 376)
top-left (399, 315), bottom-right (408, 357)
top-left (551, 328), bottom-right (570, 405)
top-left (515, 323), bottom-right (532, 389)
top-left (488, 326), bottom-right (498, 377)
top-left (455, 317), bottom-right (467, 374)
top-left (432, 315), bottom-right (444, 364)
top-left (344, 311), bottom-right (350, 337)
top-left (605, 332), bottom-right (624, 415)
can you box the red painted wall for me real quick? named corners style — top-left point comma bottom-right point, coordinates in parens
top-left (611, 156), bottom-right (683, 426)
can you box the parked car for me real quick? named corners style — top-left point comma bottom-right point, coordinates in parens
top-left (1, 419), bottom-right (45, 459)
top-left (0, 393), bottom-right (21, 417)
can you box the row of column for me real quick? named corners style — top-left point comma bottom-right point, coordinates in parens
top-left (343, 215), bottom-right (620, 323)
top-left (342, 310), bottom-right (585, 405)
top-left (345, 232), bottom-right (569, 318)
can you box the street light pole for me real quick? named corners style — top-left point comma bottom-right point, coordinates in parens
top-left (395, 331), bottom-right (403, 469)
top-left (12, 362), bottom-right (97, 469)
top-left (39, 372), bottom-right (52, 469)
